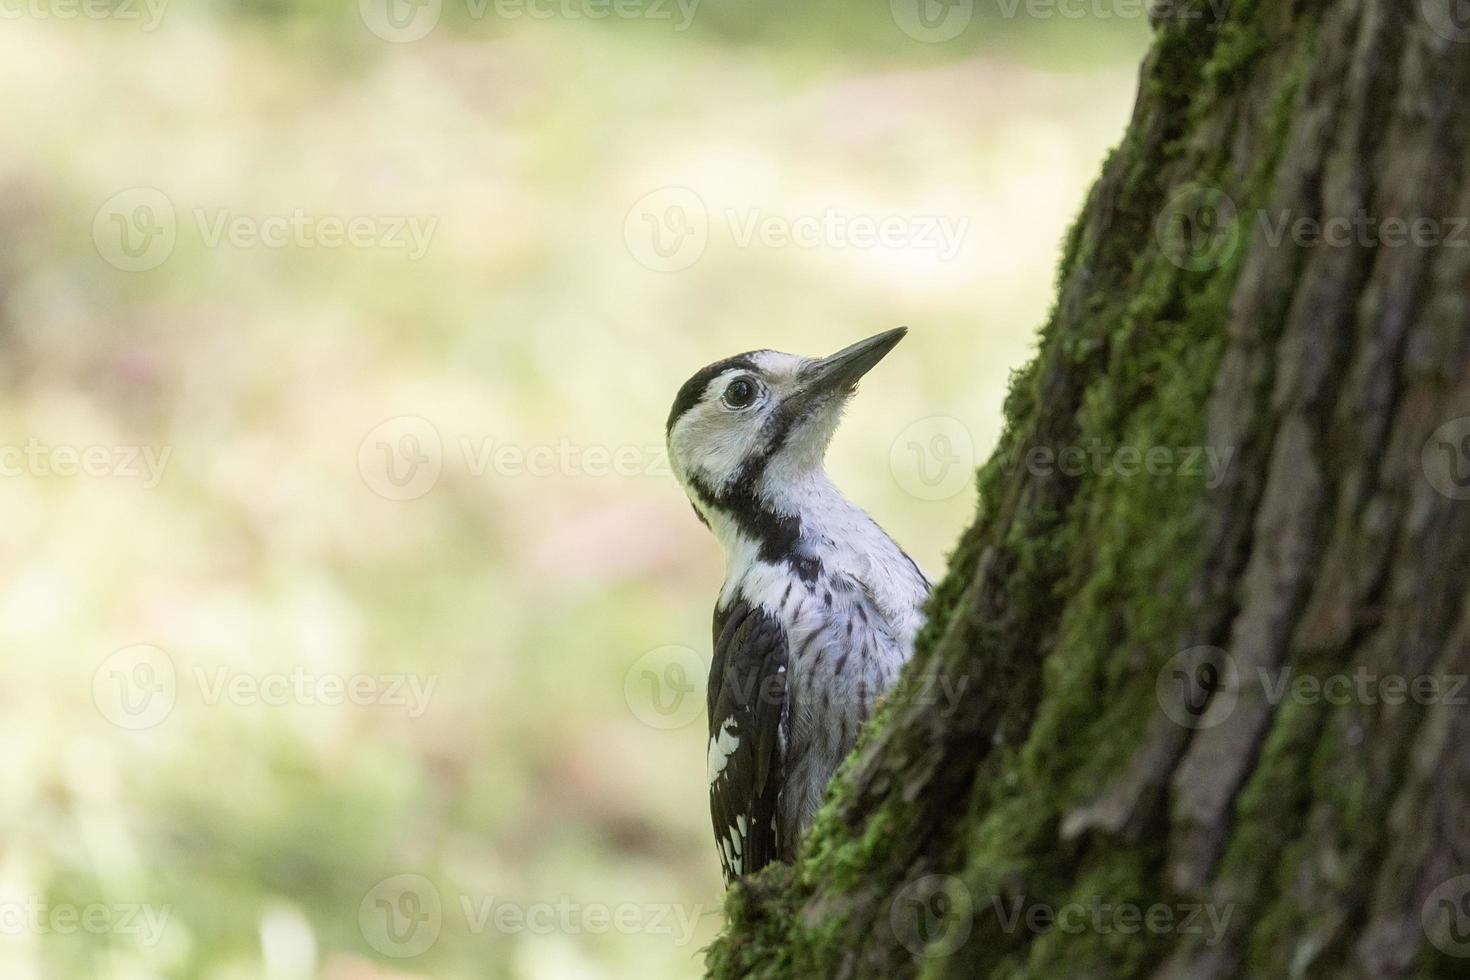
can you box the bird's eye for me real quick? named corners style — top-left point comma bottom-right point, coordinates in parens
top-left (722, 378), bottom-right (757, 409)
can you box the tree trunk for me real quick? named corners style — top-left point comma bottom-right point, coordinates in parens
top-left (706, 2), bottom-right (1470, 977)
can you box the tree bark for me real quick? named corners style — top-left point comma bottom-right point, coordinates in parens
top-left (706, 2), bottom-right (1470, 977)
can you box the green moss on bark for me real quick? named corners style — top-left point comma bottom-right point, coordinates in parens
top-left (702, 2), bottom-right (1374, 976)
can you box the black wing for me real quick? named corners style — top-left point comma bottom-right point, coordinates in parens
top-left (707, 598), bottom-right (789, 884)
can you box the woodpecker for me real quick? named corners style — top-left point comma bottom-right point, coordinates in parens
top-left (665, 327), bottom-right (931, 884)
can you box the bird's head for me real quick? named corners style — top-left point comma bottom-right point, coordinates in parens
top-left (665, 327), bottom-right (906, 529)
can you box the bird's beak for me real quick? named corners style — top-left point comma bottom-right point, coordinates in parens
top-left (796, 327), bottom-right (908, 401)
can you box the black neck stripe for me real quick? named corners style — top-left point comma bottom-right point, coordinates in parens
top-left (688, 454), bottom-right (821, 585)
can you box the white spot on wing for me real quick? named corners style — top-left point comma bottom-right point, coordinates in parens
top-left (708, 719), bottom-right (740, 787)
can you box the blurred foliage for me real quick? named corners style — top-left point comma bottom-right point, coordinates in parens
top-left (0, 3), bottom-right (1146, 978)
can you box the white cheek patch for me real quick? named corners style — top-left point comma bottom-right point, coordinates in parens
top-left (668, 351), bottom-right (815, 497)
top-left (683, 410), bottom-right (767, 489)
top-left (670, 369), bottom-right (773, 491)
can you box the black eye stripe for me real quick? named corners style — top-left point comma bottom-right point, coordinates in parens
top-left (666, 353), bottom-right (764, 435)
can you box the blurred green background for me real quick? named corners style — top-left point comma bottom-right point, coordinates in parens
top-left (0, 2), bottom-right (1147, 977)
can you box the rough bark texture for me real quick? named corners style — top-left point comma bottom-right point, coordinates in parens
top-left (706, 2), bottom-right (1470, 977)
